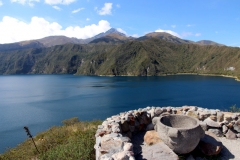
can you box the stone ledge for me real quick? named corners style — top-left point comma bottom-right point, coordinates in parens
top-left (95, 106), bottom-right (240, 160)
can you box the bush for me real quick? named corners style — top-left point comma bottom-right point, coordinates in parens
top-left (62, 117), bottom-right (79, 126)
top-left (229, 104), bottom-right (240, 112)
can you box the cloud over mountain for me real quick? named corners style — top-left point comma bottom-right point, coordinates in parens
top-left (0, 16), bottom-right (111, 43)
top-left (155, 29), bottom-right (180, 38)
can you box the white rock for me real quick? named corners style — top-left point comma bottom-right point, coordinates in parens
top-left (123, 142), bottom-right (133, 151)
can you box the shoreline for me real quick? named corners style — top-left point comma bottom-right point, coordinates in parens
top-left (99, 73), bottom-right (240, 82)
top-left (175, 73), bottom-right (240, 82)
top-left (1, 72), bottom-right (239, 82)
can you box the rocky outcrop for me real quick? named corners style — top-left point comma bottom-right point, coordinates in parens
top-left (95, 106), bottom-right (240, 160)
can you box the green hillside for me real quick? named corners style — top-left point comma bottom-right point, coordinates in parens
top-left (0, 38), bottom-right (240, 79)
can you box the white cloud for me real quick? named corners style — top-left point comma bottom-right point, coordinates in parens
top-left (44, 0), bottom-right (76, 5)
top-left (181, 32), bottom-right (193, 37)
top-left (155, 29), bottom-right (181, 38)
top-left (116, 28), bottom-right (127, 35)
top-left (53, 5), bottom-right (61, 10)
top-left (171, 25), bottom-right (176, 28)
top-left (11, 0), bottom-right (39, 6)
top-left (97, 3), bottom-right (112, 15)
top-left (72, 8), bottom-right (84, 13)
top-left (181, 32), bottom-right (201, 37)
top-left (116, 4), bottom-right (120, 8)
top-left (0, 0), bottom-right (3, 6)
top-left (131, 34), bottom-right (139, 38)
top-left (86, 18), bottom-right (90, 21)
top-left (0, 16), bottom-right (111, 44)
top-left (187, 24), bottom-right (194, 27)
top-left (195, 33), bottom-right (201, 36)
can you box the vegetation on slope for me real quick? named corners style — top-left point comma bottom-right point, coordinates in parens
top-left (0, 118), bottom-right (102, 160)
top-left (0, 38), bottom-right (240, 79)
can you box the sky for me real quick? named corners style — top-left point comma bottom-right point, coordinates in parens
top-left (0, 0), bottom-right (239, 47)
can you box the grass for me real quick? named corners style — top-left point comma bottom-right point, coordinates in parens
top-left (0, 118), bottom-right (102, 160)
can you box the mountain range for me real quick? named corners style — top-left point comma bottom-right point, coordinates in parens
top-left (0, 28), bottom-right (224, 52)
top-left (0, 28), bottom-right (239, 79)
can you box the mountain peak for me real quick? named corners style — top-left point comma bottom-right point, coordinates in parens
top-left (90, 28), bottom-right (126, 40)
top-left (105, 28), bottom-right (126, 36)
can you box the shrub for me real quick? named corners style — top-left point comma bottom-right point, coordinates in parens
top-left (229, 104), bottom-right (240, 112)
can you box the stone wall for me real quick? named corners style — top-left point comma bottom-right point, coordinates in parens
top-left (95, 106), bottom-right (240, 160)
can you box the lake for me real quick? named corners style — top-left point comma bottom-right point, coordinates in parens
top-left (1, 74), bottom-right (240, 153)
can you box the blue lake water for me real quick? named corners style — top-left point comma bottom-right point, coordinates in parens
top-left (1, 74), bottom-right (240, 153)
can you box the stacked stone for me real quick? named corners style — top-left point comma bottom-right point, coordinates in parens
top-left (95, 106), bottom-right (240, 160)
top-left (179, 106), bottom-right (240, 139)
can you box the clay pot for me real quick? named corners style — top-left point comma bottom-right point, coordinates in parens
top-left (152, 114), bottom-right (204, 154)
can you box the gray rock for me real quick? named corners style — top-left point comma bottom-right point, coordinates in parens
top-left (199, 121), bottom-right (208, 131)
top-left (198, 131), bottom-right (223, 156)
top-left (111, 123), bottom-right (121, 133)
top-left (208, 128), bottom-right (223, 137)
top-left (210, 109), bottom-right (217, 115)
top-left (217, 112), bottom-right (223, 122)
top-left (172, 109), bottom-right (177, 114)
top-left (112, 151), bottom-right (135, 160)
top-left (95, 136), bottom-right (102, 148)
top-left (98, 125), bottom-right (104, 129)
top-left (232, 113), bottom-right (239, 121)
top-left (146, 123), bottom-right (154, 131)
top-left (189, 106), bottom-right (198, 111)
top-left (123, 142), bottom-right (133, 151)
top-left (186, 110), bottom-right (199, 119)
top-left (100, 154), bottom-right (113, 160)
top-left (149, 108), bottom-right (155, 118)
top-left (100, 135), bottom-right (124, 156)
top-left (204, 117), bottom-right (221, 128)
top-left (146, 106), bottom-right (151, 110)
top-left (154, 107), bottom-right (163, 117)
top-left (138, 142), bottom-right (179, 160)
top-left (223, 112), bottom-right (233, 122)
top-left (209, 115), bottom-right (217, 121)
top-left (117, 136), bottom-right (131, 143)
top-left (225, 129), bottom-right (236, 139)
top-left (233, 119), bottom-right (240, 132)
top-left (237, 133), bottom-right (240, 138)
top-left (199, 110), bottom-right (211, 120)
top-left (222, 124), bottom-right (228, 134)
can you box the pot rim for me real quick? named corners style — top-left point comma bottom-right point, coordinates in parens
top-left (159, 114), bottom-right (200, 130)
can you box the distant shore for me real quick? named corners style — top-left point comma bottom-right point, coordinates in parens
top-left (99, 73), bottom-right (240, 82)
top-left (174, 73), bottom-right (240, 82)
